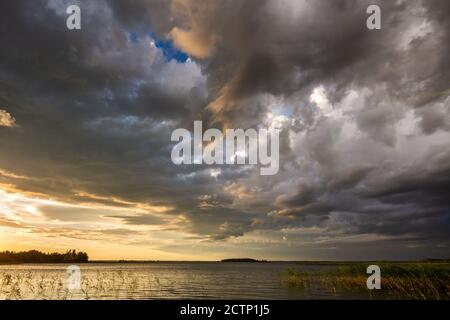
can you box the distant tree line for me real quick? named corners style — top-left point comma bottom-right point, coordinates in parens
top-left (0, 250), bottom-right (89, 263)
top-left (221, 258), bottom-right (268, 263)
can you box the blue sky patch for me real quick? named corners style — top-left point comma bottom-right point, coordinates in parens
top-left (272, 105), bottom-right (294, 118)
top-left (129, 32), bottom-right (139, 44)
top-left (150, 33), bottom-right (189, 63)
top-left (129, 32), bottom-right (189, 63)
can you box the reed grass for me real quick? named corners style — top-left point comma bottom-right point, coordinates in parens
top-left (0, 270), bottom-right (162, 300)
top-left (283, 263), bottom-right (450, 300)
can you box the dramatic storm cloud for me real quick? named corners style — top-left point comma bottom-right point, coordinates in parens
top-left (0, 0), bottom-right (449, 260)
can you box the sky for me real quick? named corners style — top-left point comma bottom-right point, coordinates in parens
top-left (0, 0), bottom-right (449, 261)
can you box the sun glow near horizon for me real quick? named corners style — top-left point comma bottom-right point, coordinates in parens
top-left (0, 185), bottom-right (194, 260)
top-left (0, 185), bottom-right (273, 261)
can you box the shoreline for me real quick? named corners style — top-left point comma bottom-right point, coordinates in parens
top-left (1, 259), bottom-right (449, 266)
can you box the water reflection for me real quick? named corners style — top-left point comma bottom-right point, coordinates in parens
top-left (0, 262), bottom-right (338, 300)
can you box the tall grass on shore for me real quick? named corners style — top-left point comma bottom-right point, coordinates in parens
top-left (283, 263), bottom-right (450, 300)
top-left (0, 270), bottom-right (162, 300)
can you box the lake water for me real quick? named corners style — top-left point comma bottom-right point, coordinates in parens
top-left (0, 262), bottom-right (341, 300)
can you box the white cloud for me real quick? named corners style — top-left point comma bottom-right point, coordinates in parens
top-left (310, 86), bottom-right (333, 116)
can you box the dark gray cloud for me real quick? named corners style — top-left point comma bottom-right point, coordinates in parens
top-left (0, 0), bottom-right (449, 259)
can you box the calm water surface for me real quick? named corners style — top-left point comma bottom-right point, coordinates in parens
top-left (0, 262), bottom-right (339, 300)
